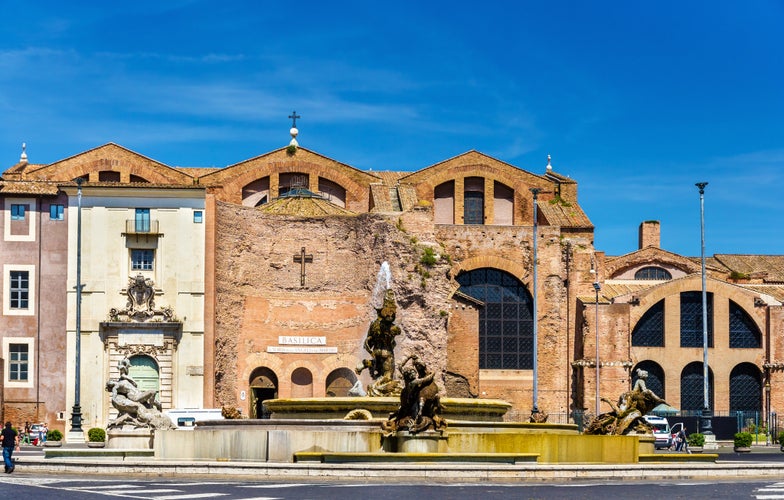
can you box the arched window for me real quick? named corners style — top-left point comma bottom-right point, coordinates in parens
top-left (291, 367), bottom-right (313, 398)
top-left (631, 300), bottom-right (665, 347)
top-left (249, 367), bottom-right (278, 419)
top-left (492, 181), bottom-right (514, 225)
top-left (434, 181), bottom-right (455, 224)
top-left (729, 300), bottom-right (762, 348)
top-left (680, 291), bottom-right (713, 348)
top-left (129, 174), bottom-right (149, 183)
top-left (463, 177), bottom-right (484, 225)
top-left (634, 267), bottom-right (672, 280)
top-left (98, 170), bottom-right (121, 182)
top-left (318, 178), bottom-right (346, 208)
top-left (325, 368), bottom-right (357, 397)
top-left (242, 177), bottom-right (270, 207)
top-left (680, 362), bottom-right (713, 412)
top-left (456, 268), bottom-right (533, 369)
top-left (729, 363), bottom-right (762, 412)
top-left (632, 361), bottom-right (666, 400)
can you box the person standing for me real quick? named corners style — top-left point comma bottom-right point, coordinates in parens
top-left (2, 422), bottom-right (18, 473)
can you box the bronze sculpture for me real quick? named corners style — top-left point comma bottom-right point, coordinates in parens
top-left (382, 355), bottom-right (445, 434)
top-left (356, 289), bottom-right (403, 396)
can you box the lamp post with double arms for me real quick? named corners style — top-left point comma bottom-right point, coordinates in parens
top-left (696, 181), bottom-right (713, 435)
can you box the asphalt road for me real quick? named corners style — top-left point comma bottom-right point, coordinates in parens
top-left (1, 474), bottom-right (783, 499)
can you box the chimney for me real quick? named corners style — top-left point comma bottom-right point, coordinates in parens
top-left (638, 221), bottom-right (660, 249)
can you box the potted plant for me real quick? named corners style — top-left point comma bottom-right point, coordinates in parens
top-left (687, 432), bottom-right (705, 453)
top-left (734, 431), bottom-right (753, 452)
top-left (778, 431), bottom-right (784, 452)
top-left (87, 427), bottom-right (106, 448)
top-left (44, 429), bottom-right (63, 447)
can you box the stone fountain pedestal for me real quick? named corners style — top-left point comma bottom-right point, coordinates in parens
top-left (391, 430), bottom-right (446, 453)
top-left (107, 427), bottom-right (154, 449)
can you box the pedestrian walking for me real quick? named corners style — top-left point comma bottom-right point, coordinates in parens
top-left (2, 422), bottom-right (18, 473)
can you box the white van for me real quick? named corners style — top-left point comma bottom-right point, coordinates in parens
top-left (643, 415), bottom-right (671, 449)
top-left (164, 408), bottom-right (224, 429)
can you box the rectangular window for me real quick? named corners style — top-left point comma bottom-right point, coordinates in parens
top-left (49, 204), bottom-right (64, 220)
top-left (9, 270), bottom-right (29, 309)
top-left (9, 344), bottom-right (28, 381)
top-left (135, 208), bottom-right (151, 232)
top-left (11, 204), bottom-right (25, 220)
top-left (131, 249), bottom-right (154, 271)
top-left (193, 210), bottom-right (203, 223)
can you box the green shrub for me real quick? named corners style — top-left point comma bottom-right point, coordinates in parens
top-left (87, 427), bottom-right (106, 442)
top-left (687, 433), bottom-right (705, 447)
top-left (778, 431), bottom-right (784, 444)
top-left (420, 247), bottom-right (437, 266)
top-left (734, 431), bottom-right (753, 448)
top-left (47, 429), bottom-right (63, 441)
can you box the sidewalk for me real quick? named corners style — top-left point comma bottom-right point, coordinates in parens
top-left (6, 443), bottom-right (784, 483)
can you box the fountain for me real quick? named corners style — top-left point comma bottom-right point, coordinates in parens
top-left (154, 264), bottom-right (713, 465)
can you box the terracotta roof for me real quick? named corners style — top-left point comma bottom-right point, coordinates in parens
top-left (733, 284), bottom-right (784, 303)
top-left (372, 171), bottom-right (409, 186)
top-left (257, 196), bottom-right (356, 216)
top-left (174, 167), bottom-right (223, 177)
top-left (537, 198), bottom-right (592, 228)
top-left (712, 254), bottom-right (784, 283)
top-left (0, 180), bottom-right (60, 195)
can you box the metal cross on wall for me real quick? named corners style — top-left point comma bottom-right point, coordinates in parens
top-left (293, 246), bottom-right (313, 286)
top-left (289, 110), bottom-right (301, 128)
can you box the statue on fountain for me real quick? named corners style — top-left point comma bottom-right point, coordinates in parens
top-left (382, 354), bottom-right (445, 434)
top-left (106, 357), bottom-right (174, 430)
top-left (356, 288), bottom-right (403, 396)
top-left (583, 368), bottom-right (666, 436)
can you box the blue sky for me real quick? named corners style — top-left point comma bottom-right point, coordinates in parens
top-left (1, 1), bottom-right (782, 257)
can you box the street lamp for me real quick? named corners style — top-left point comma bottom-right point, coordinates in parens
top-left (766, 380), bottom-right (772, 446)
top-left (696, 181), bottom-right (713, 435)
top-left (70, 177), bottom-right (84, 435)
top-left (593, 281), bottom-right (601, 416)
top-left (530, 187), bottom-right (541, 417)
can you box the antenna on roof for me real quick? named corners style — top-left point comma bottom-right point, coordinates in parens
top-left (20, 142), bottom-right (28, 163)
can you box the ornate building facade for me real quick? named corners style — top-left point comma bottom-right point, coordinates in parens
top-left (0, 141), bottom-right (782, 433)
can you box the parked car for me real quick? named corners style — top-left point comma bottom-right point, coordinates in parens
top-left (643, 415), bottom-right (671, 449)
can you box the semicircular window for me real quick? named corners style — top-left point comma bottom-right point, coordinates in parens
top-left (456, 268), bottom-right (533, 370)
top-left (634, 266), bottom-right (672, 280)
top-left (729, 363), bottom-right (761, 412)
top-left (729, 300), bottom-right (762, 348)
top-left (631, 300), bottom-right (664, 347)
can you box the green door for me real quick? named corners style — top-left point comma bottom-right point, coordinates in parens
top-left (128, 355), bottom-right (160, 393)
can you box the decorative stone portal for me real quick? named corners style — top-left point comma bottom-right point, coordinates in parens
top-left (99, 275), bottom-right (182, 418)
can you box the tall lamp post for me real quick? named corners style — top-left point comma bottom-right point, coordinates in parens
top-left (70, 178), bottom-right (84, 435)
top-left (530, 187), bottom-right (541, 416)
top-left (696, 181), bottom-right (713, 435)
top-left (593, 281), bottom-right (601, 416)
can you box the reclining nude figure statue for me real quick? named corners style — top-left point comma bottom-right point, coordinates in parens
top-left (583, 368), bottom-right (666, 436)
top-left (106, 357), bottom-right (174, 430)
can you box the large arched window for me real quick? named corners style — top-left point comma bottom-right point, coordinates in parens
top-left (632, 361), bottom-right (666, 400)
top-left (456, 268), bottom-right (533, 369)
top-left (318, 178), bottom-right (347, 208)
top-left (680, 291), bottom-right (713, 348)
top-left (729, 300), bottom-right (762, 348)
top-left (631, 300), bottom-right (665, 347)
top-left (492, 181), bottom-right (514, 225)
top-left (242, 177), bottom-right (270, 207)
top-left (634, 266), bottom-right (672, 280)
top-left (729, 363), bottom-right (762, 412)
top-left (680, 362), bottom-right (714, 412)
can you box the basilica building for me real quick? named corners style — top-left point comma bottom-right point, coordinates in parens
top-left (0, 137), bottom-right (782, 434)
